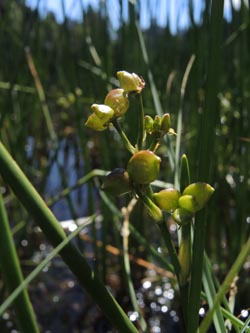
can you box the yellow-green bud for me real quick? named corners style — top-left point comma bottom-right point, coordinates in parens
top-left (91, 104), bottom-right (114, 121)
top-left (183, 182), bottom-right (215, 211)
top-left (178, 195), bottom-right (198, 213)
top-left (153, 115), bottom-right (162, 132)
top-left (154, 188), bottom-right (181, 212)
top-left (117, 71), bottom-right (145, 94)
top-left (104, 89), bottom-right (129, 117)
top-left (85, 104), bottom-right (114, 131)
top-left (161, 113), bottom-right (171, 133)
top-left (101, 168), bottom-right (132, 196)
top-left (172, 208), bottom-right (193, 226)
top-left (127, 150), bottom-right (161, 184)
top-left (145, 115), bottom-right (154, 134)
top-left (85, 113), bottom-right (106, 131)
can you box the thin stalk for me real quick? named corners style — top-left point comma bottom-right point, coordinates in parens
top-left (178, 223), bottom-right (191, 288)
top-left (112, 118), bottom-right (136, 154)
top-left (0, 141), bottom-right (138, 333)
top-left (158, 220), bottom-right (181, 279)
top-left (137, 192), bottom-right (181, 277)
top-left (47, 169), bottom-right (109, 206)
top-left (202, 254), bottom-right (226, 332)
top-left (136, 94), bottom-right (145, 150)
top-left (200, 235), bottom-right (250, 333)
top-left (174, 55), bottom-right (196, 187)
top-left (241, 316), bottom-right (250, 333)
top-left (0, 192), bottom-right (39, 333)
top-left (25, 47), bottom-right (57, 147)
top-left (0, 81), bottom-right (35, 93)
top-left (135, 20), bottom-right (175, 170)
top-left (200, 292), bottom-right (250, 332)
top-left (122, 199), bottom-right (147, 332)
top-left (178, 155), bottom-right (191, 328)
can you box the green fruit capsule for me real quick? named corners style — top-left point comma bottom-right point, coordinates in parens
top-left (183, 182), bottom-right (215, 211)
top-left (104, 88), bottom-right (129, 117)
top-left (161, 113), bottom-right (171, 133)
top-left (117, 71), bottom-right (145, 94)
top-left (153, 115), bottom-right (162, 132)
top-left (127, 150), bottom-right (161, 185)
top-left (172, 208), bottom-right (193, 226)
top-left (144, 115), bottom-right (154, 134)
top-left (178, 194), bottom-right (199, 213)
top-left (101, 168), bottom-right (132, 196)
top-left (154, 188), bottom-right (181, 212)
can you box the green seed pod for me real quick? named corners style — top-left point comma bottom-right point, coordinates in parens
top-left (117, 71), bottom-right (145, 94)
top-left (85, 104), bottom-right (115, 131)
top-left (85, 113), bottom-right (107, 131)
top-left (153, 115), bottom-right (162, 132)
top-left (127, 150), bottom-right (161, 184)
top-left (183, 182), bottom-right (215, 211)
top-left (161, 113), bottom-right (171, 133)
top-left (91, 104), bottom-right (114, 121)
top-left (178, 194), bottom-right (199, 213)
top-left (104, 88), bottom-right (129, 117)
top-left (172, 208), bottom-right (193, 226)
top-left (101, 168), bottom-right (132, 196)
top-left (154, 188), bottom-right (181, 212)
top-left (144, 115), bottom-right (154, 134)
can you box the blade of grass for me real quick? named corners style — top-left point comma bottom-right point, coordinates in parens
top-left (0, 140), bottom-right (139, 333)
top-left (200, 292), bottom-right (250, 332)
top-left (241, 315), bottom-right (250, 333)
top-left (0, 192), bottom-right (39, 333)
top-left (178, 155), bottom-right (191, 329)
top-left (202, 254), bottom-right (226, 332)
top-left (174, 55), bottom-right (195, 187)
top-left (121, 199), bottom-right (148, 332)
top-left (135, 20), bottom-right (175, 170)
top-left (187, 1), bottom-right (224, 332)
top-left (0, 81), bottom-right (35, 93)
top-left (25, 47), bottom-right (57, 147)
top-left (200, 235), bottom-right (250, 333)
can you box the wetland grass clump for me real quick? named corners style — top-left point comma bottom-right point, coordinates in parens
top-left (0, 0), bottom-right (250, 332)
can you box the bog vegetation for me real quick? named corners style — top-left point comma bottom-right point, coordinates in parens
top-left (0, 1), bottom-right (250, 332)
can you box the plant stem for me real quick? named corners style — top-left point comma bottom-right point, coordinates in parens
top-left (25, 47), bottom-right (57, 148)
top-left (122, 199), bottom-right (148, 332)
top-left (0, 192), bottom-right (39, 333)
top-left (178, 222), bottom-right (191, 287)
top-left (137, 191), bottom-right (181, 277)
top-left (136, 94), bottom-right (145, 150)
top-left (178, 155), bottom-right (192, 329)
top-left (200, 235), bottom-right (250, 333)
top-left (112, 118), bottom-right (136, 154)
top-left (0, 141), bottom-right (138, 333)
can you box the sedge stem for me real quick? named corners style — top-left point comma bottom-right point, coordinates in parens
top-left (112, 119), bottom-right (136, 154)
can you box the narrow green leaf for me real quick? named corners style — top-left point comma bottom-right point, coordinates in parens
top-left (0, 192), bottom-right (39, 333)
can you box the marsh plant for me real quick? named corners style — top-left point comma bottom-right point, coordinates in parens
top-left (0, 66), bottom-right (249, 332)
top-left (85, 70), bottom-right (215, 331)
